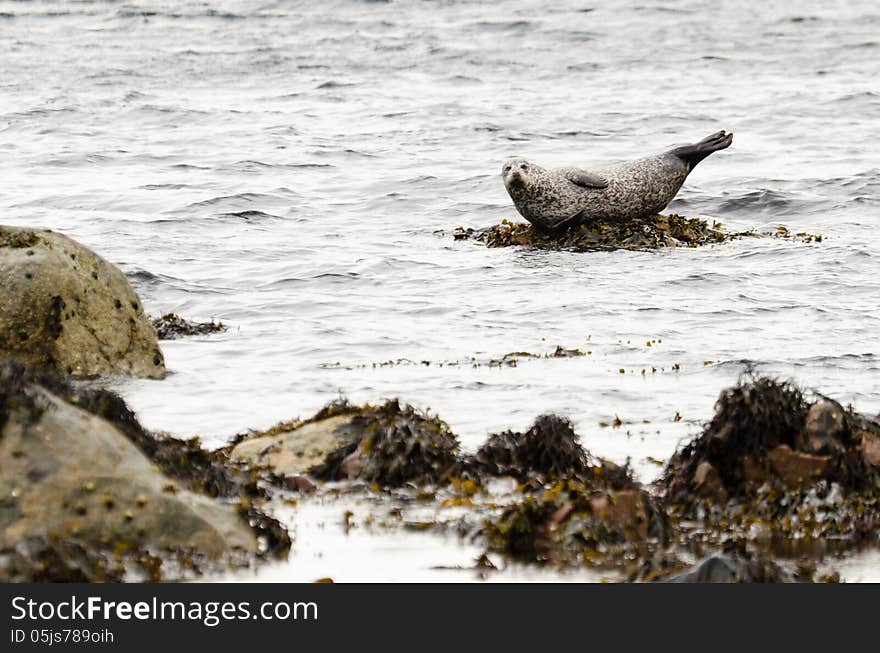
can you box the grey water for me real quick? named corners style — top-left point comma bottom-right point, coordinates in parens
top-left (1, 0), bottom-right (879, 580)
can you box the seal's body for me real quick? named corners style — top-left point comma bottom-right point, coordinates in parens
top-left (502, 131), bottom-right (733, 231)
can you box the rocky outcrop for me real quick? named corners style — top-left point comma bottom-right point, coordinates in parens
top-left (0, 225), bottom-right (164, 379)
top-left (0, 361), bottom-right (287, 581)
top-left (661, 375), bottom-right (880, 549)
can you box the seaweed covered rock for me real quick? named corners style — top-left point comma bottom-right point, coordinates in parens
top-left (151, 313), bottom-right (227, 340)
top-left (229, 400), bottom-right (365, 478)
top-left (454, 214), bottom-right (728, 251)
top-left (454, 215), bottom-right (822, 252)
top-left (484, 478), bottom-right (664, 567)
top-left (0, 225), bottom-right (165, 379)
top-left (470, 414), bottom-right (634, 489)
top-left (662, 375), bottom-right (880, 547)
top-left (664, 376), bottom-right (879, 500)
top-left (232, 399), bottom-right (461, 487)
top-left (472, 415), bottom-right (590, 481)
top-left (479, 416), bottom-right (664, 567)
top-left (0, 360), bottom-right (288, 581)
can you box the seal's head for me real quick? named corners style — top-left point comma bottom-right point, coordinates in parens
top-left (501, 159), bottom-right (540, 196)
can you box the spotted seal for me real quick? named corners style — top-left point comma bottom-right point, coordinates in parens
top-left (501, 130), bottom-right (733, 231)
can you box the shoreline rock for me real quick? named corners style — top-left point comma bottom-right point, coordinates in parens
top-left (661, 374), bottom-right (880, 552)
top-left (0, 225), bottom-right (165, 379)
top-left (0, 360), bottom-right (289, 582)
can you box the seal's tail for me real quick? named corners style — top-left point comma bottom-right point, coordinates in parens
top-left (672, 130), bottom-right (733, 171)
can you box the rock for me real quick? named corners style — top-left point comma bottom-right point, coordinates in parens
top-left (230, 414), bottom-right (363, 477)
top-left (766, 445), bottom-right (830, 489)
top-left (661, 551), bottom-right (793, 583)
top-left (743, 456), bottom-right (769, 485)
top-left (692, 461), bottom-right (726, 499)
top-left (800, 400), bottom-right (846, 453)
top-left (0, 225), bottom-right (164, 379)
top-left (485, 476), bottom-right (662, 567)
top-left (0, 364), bottom-right (267, 575)
top-left (859, 431), bottom-right (880, 467)
top-left (599, 489), bottom-right (649, 539)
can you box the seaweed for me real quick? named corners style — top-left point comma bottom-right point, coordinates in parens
top-left (471, 415), bottom-right (591, 481)
top-left (151, 313), bottom-right (226, 340)
top-left (453, 215), bottom-right (822, 252)
top-left (669, 375), bottom-right (808, 491)
top-left (658, 374), bottom-right (880, 557)
top-left (0, 358), bottom-right (68, 432)
top-left (483, 479), bottom-right (663, 567)
top-left (454, 214), bottom-right (729, 251)
top-left (0, 228), bottom-right (40, 249)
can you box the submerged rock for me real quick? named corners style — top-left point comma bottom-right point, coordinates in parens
top-left (0, 360), bottom-right (288, 581)
top-left (151, 313), bottom-right (227, 340)
top-left (453, 215), bottom-right (822, 252)
top-left (0, 225), bottom-right (164, 379)
top-left (660, 549), bottom-right (793, 583)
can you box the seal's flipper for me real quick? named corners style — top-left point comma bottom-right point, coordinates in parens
top-left (532, 210), bottom-right (584, 233)
top-left (671, 131), bottom-right (733, 171)
top-left (566, 171), bottom-right (608, 189)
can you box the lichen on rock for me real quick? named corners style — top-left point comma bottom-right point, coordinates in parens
top-left (0, 225), bottom-right (165, 379)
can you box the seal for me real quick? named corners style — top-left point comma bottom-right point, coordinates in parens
top-left (501, 130), bottom-right (733, 231)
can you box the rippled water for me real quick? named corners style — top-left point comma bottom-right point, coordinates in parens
top-left (2, 0), bottom-right (879, 580)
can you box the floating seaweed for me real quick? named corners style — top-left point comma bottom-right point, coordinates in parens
top-left (151, 312), bottom-right (227, 339)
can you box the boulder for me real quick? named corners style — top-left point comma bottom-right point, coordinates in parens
top-left (230, 414), bottom-right (362, 477)
top-left (661, 551), bottom-right (792, 583)
top-left (766, 445), bottom-right (830, 489)
top-left (692, 461), bottom-right (726, 499)
top-left (0, 370), bottom-right (259, 563)
top-left (0, 225), bottom-right (164, 379)
top-left (860, 431), bottom-right (880, 467)
top-left (799, 400), bottom-right (846, 453)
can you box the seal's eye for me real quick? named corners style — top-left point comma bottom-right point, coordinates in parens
top-left (520, 163), bottom-right (529, 172)
top-left (503, 165), bottom-right (510, 173)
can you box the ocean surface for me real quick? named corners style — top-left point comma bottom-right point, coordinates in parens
top-left (2, 0), bottom-right (879, 581)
